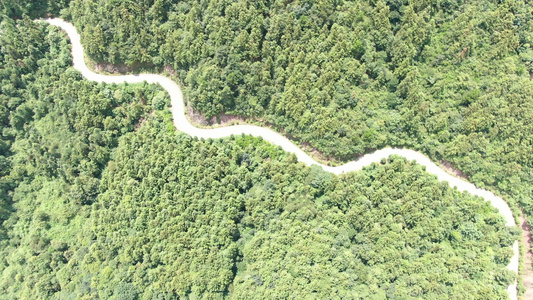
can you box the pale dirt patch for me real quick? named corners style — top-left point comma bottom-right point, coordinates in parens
top-left (298, 140), bottom-right (339, 166)
top-left (439, 159), bottom-right (468, 180)
top-left (163, 65), bottom-right (177, 76)
top-left (94, 62), bottom-right (132, 74)
top-left (185, 102), bottom-right (246, 127)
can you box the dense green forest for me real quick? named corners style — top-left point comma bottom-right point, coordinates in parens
top-left (41, 0), bottom-right (532, 224)
top-left (4, 0), bottom-right (533, 213)
top-left (0, 17), bottom-right (520, 298)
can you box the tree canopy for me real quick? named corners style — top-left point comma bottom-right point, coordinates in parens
top-left (60, 0), bottom-right (533, 222)
top-left (0, 17), bottom-right (519, 299)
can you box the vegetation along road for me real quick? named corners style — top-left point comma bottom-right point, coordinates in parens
top-left (43, 18), bottom-right (520, 299)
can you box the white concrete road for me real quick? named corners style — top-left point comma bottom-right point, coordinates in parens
top-left (43, 18), bottom-right (519, 299)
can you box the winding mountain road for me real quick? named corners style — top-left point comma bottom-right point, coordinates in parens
top-left (43, 18), bottom-right (519, 299)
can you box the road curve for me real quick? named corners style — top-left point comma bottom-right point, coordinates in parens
top-left (43, 18), bottom-right (519, 299)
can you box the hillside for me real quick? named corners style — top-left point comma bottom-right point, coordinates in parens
top-left (62, 0), bottom-right (533, 222)
top-left (0, 0), bottom-right (530, 298)
top-left (0, 17), bottom-right (519, 299)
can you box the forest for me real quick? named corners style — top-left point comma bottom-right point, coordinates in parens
top-left (30, 0), bottom-right (533, 224)
top-left (0, 0), bottom-right (530, 298)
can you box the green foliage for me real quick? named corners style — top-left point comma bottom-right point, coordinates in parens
top-left (45, 117), bottom-right (512, 299)
top-left (0, 19), bottom-right (156, 298)
top-left (1, 0), bottom-right (70, 18)
top-left (0, 3), bottom-right (526, 299)
top-left (63, 0), bottom-right (533, 222)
